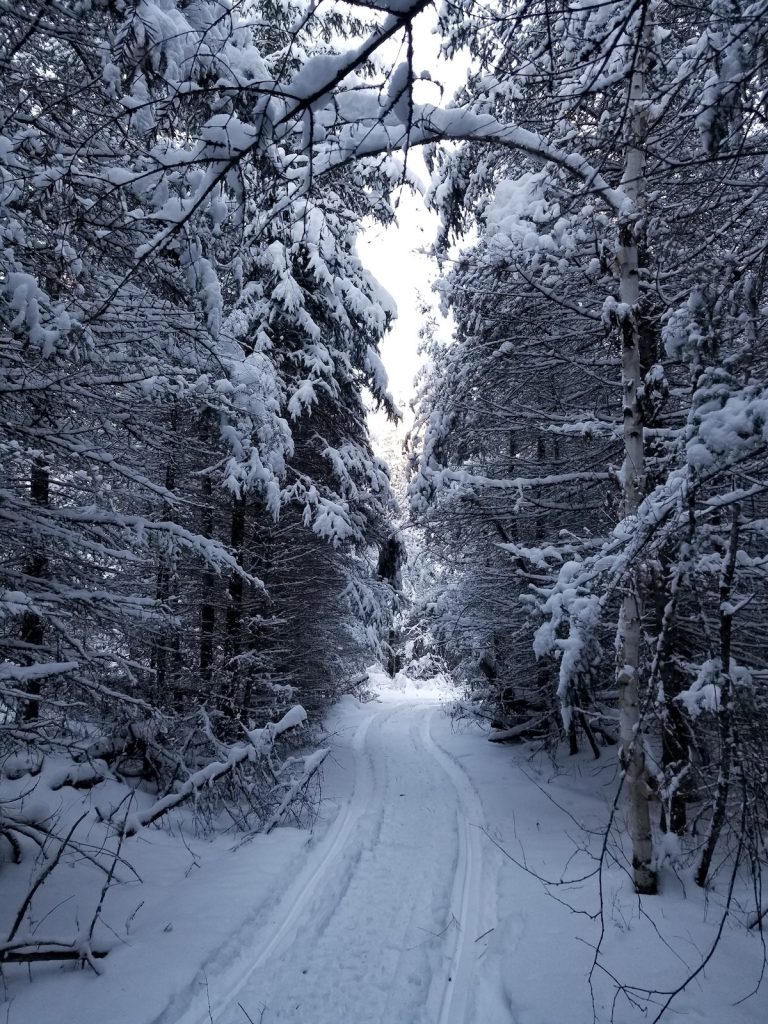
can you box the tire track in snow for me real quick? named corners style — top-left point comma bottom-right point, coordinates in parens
top-left (378, 708), bottom-right (454, 1023)
top-left (209, 709), bottom-right (380, 994)
top-left (421, 708), bottom-right (495, 1024)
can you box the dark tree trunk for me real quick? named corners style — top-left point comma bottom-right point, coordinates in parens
top-left (153, 453), bottom-right (177, 700)
top-left (21, 459), bottom-right (49, 721)
top-left (223, 494), bottom-right (247, 716)
top-left (696, 507), bottom-right (740, 887)
top-left (199, 475), bottom-right (216, 690)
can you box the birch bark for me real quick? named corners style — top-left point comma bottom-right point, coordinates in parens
top-left (615, 0), bottom-right (657, 895)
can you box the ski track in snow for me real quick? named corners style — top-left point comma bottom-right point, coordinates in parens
top-left (422, 712), bottom-right (495, 1024)
top-left (167, 698), bottom-right (493, 1024)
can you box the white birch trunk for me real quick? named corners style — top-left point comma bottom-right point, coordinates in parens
top-left (615, 4), bottom-right (657, 895)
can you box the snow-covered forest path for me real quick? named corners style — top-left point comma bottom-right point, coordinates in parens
top-left (171, 694), bottom-right (495, 1024)
top-left (6, 684), bottom-right (765, 1024)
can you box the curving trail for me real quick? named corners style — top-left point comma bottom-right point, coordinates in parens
top-left (174, 697), bottom-right (493, 1024)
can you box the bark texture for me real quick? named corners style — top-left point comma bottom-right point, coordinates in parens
top-left (615, 3), bottom-right (658, 896)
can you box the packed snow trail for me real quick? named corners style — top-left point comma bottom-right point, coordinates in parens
top-left (172, 695), bottom-right (494, 1024)
top-left (6, 687), bottom-right (764, 1024)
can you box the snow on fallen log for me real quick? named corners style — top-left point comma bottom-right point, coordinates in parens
top-left (0, 938), bottom-right (110, 970)
top-left (246, 704), bottom-right (307, 754)
top-left (262, 747), bottom-right (329, 834)
top-left (120, 706), bottom-right (314, 836)
top-left (488, 717), bottom-right (544, 742)
top-left (49, 761), bottom-right (109, 791)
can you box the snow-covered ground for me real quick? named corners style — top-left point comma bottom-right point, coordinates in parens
top-left (3, 677), bottom-right (766, 1024)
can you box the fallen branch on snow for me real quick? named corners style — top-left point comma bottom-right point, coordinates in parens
top-left (0, 939), bottom-right (110, 970)
top-left (488, 716), bottom-right (545, 742)
top-left (116, 706), bottom-right (317, 836)
top-left (262, 748), bottom-right (329, 834)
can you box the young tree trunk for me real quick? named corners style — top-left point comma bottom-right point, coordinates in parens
top-left (617, 592), bottom-right (656, 893)
top-left (696, 506), bottom-right (740, 887)
top-left (21, 458), bottom-right (50, 721)
top-left (615, 4), bottom-right (657, 895)
top-left (240, 509), bottom-right (276, 721)
top-left (659, 658), bottom-right (690, 837)
top-left (153, 442), bottom-right (177, 702)
top-left (199, 474), bottom-right (216, 691)
top-left (223, 494), bottom-right (246, 717)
